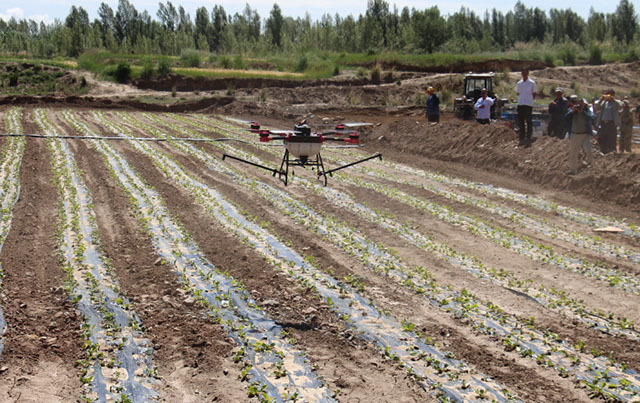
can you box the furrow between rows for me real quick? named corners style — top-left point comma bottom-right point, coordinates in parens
top-left (0, 108), bottom-right (26, 358)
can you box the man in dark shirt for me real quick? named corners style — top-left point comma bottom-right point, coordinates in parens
top-left (425, 86), bottom-right (440, 123)
top-left (548, 87), bottom-right (568, 139)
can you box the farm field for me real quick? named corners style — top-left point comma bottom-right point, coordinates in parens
top-left (0, 106), bottom-right (639, 402)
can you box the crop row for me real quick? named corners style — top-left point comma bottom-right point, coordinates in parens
top-left (108, 110), bottom-right (518, 402)
top-left (180, 115), bottom-right (639, 339)
top-left (134, 111), bottom-right (640, 401)
top-left (328, 154), bottom-right (640, 267)
top-left (337, 150), bottom-right (640, 240)
top-left (76, 110), bottom-right (335, 403)
top-left (34, 109), bottom-right (158, 402)
top-left (0, 108), bottom-right (27, 358)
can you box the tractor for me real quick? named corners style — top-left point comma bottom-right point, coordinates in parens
top-left (453, 73), bottom-right (506, 120)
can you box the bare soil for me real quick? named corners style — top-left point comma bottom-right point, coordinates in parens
top-left (1, 62), bottom-right (640, 402)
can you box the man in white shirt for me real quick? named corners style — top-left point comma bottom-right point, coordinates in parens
top-left (474, 88), bottom-right (494, 124)
top-left (515, 68), bottom-right (537, 147)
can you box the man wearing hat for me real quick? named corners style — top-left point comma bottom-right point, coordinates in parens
top-left (565, 95), bottom-right (594, 175)
top-left (593, 89), bottom-right (621, 154)
top-left (425, 86), bottom-right (440, 123)
top-left (548, 87), bottom-right (568, 139)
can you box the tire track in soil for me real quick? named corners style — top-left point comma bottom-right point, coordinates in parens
top-left (127, 112), bottom-right (587, 402)
top-left (95, 110), bottom-right (437, 403)
top-left (0, 109), bottom-right (84, 402)
top-left (52, 111), bottom-right (250, 402)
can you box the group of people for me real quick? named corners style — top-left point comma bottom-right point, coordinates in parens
top-left (425, 68), bottom-right (637, 176)
top-left (545, 86), bottom-right (636, 174)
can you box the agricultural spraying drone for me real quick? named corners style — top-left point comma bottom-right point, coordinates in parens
top-left (222, 120), bottom-right (382, 186)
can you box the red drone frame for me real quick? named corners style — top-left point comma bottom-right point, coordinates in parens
top-left (222, 120), bottom-right (382, 186)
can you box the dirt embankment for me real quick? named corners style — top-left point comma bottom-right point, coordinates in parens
top-left (363, 119), bottom-right (640, 209)
top-left (132, 74), bottom-right (379, 92)
top-left (0, 95), bottom-right (233, 112)
top-left (376, 58), bottom-right (549, 73)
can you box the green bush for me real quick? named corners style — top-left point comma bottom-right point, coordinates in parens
top-left (141, 59), bottom-right (154, 79)
top-left (181, 49), bottom-right (201, 68)
top-left (588, 43), bottom-right (603, 65)
top-left (295, 55), bottom-right (309, 73)
top-left (232, 54), bottom-right (247, 70)
top-left (80, 76), bottom-right (87, 87)
top-left (157, 57), bottom-right (172, 76)
top-left (113, 62), bottom-right (132, 83)
top-left (333, 65), bottom-right (340, 76)
top-left (8, 74), bottom-right (18, 87)
top-left (624, 49), bottom-right (639, 63)
top-left (370, 63), bottom-right (381, 84)
top-left (219, 55), bottom-right (232, 69)
top-left (543, 53), bottom-right (555, 66)
top-left (560, 47), bottom-right (577, 66)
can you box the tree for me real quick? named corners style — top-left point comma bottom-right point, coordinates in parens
top-left (266, 4), bottom-right (284, 47)
top-left (611, 0), bottom-right (638, 44)
top-left (587, 9), bottom-right (607, 42)
top-left (65, 6), bottom-right (90, 57)
top-left (194, 7), bottom-right (210, 50)
top-left (412, 7), bottom-right (448, 53)
top-left (115, 0), bottom-right (138, 44)
top-left (157, 1), bottom-right (178, 32)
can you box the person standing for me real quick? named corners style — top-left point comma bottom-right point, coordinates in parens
top-left (548, 87), bottom-right (568, 139)
top-left (425, 86), bottom-right (440, 123)
top-left (593, 89), bottom-right (621, 154)
top-left (515, 68), bottom-right (537, 147)
top-left (474, 88), bottom-right (494, 124)
top-left (619, 100), bottom-right (633, 153)
top-left (565, 95), bottom-right (594, 175)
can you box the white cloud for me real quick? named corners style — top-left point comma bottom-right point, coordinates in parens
top-left (0, 7), bottom-right (25, 21)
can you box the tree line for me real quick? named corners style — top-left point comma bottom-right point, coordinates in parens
top-left (0, 0), bottom-right (637, 59)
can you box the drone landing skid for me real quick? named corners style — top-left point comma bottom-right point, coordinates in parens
top-left (221, 151), bottom-right (382, 187)
top-left (278, 150), bottom-right (327, 186)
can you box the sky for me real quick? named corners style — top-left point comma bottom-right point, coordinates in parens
top-left (0, 0), bottom-right (622, 25)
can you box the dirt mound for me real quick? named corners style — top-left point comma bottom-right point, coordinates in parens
top-left (377, 58), bottom-right (548, 73)
top-left (364, 119), bottom-right (640, 209)
top-left (533, 62), bottom-right (640, 95)
top-left (132, 74), bottom-right (377, 92)
top-left (0, 62), bottom-right (88, 96)
top-left (0, 95), bottom-right (233, 112)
